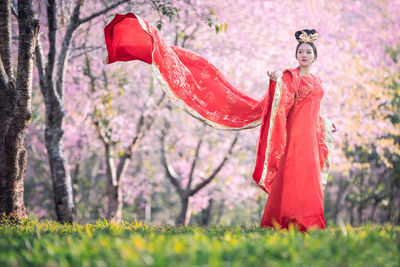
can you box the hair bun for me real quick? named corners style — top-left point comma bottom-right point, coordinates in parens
top-left (295, 29), bottom-right (318, 43)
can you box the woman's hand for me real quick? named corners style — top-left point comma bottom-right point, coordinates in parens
top-left (332, 123), bottom-right (337, 133)
top-left (267, 70), bottom-right (280, 81)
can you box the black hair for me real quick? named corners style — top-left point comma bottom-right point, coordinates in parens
top-left (295, 29), bottom-right (318, 60)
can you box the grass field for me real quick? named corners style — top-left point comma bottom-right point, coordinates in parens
top-left (0, 218), bottom-right (399, 267)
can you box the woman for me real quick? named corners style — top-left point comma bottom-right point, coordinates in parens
top-left (259, 30), bottom-right (338, 231)
top-left (104, 13), bottom-right (336, 231)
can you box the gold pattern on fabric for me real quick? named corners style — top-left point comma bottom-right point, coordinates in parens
top-left (152, 64), bottom-right (262, 130)
top-left (140, 15), bottom-right (263, 131)
top-left (295, 86), bottom-right (313, 104)
top-left (259, 77), bottom-right (283, 188)
top-left (294, 76), bottom-right (316, 104)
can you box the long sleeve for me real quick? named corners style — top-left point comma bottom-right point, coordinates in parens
top-left (252, 71), bottom-right (295, 193)
top-left (104, 13), bottom-right (268, 130)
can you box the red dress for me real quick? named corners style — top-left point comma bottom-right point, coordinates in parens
top-left (104, 13), bottom-right (333, 231)
top-left (260, 72), bottom-right (326, 231)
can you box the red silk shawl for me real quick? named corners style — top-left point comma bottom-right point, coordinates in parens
top-left (104, 13), bottom-right (333, 194)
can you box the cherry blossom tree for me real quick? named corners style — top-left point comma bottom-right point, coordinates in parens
top-left (82, 54), bottom-right (167, 222)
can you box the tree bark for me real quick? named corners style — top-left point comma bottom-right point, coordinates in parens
top-left (332, 177), bottom-right (349, 224)
top-left (0, 0), bottom-right (38, 220)
top-left (34, 0), bottom-right (129, 223)
top-left (176, 195), bottom-right (192, 226)
top-left (34, 0), bottom-right (76, 223)
top-left (104, 143), bottom-right (123, 221)
top-left (198, 198), bottom-right (213, 226)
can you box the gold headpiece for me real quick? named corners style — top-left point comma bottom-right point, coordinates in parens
top-left (298, 31), bottom-right (318, 43)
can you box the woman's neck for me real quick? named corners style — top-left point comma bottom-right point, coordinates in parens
top-left (299, 65), bottom-right (312, 76)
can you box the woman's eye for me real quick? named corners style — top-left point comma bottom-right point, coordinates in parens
top-left (307, 51), bottom-right (311, 54)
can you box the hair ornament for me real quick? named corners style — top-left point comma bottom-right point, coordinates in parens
top-left (298, 30), bottom-right (318, 43)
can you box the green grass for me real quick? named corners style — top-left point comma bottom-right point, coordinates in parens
top-left (0, 218), bottom-right (399, 267)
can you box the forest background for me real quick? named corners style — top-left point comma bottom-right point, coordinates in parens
top-left (2, 0), bottom-right (399, 227)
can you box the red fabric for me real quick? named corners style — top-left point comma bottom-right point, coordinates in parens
top-left (105, 13), bottom-right (266, 129)
top-left (252, 80), bottom-right (276, 186)
top-left (260, 68), bottom-right (326, 231)
top-left (104, 13), bottom-right (153, 64)
top-left (104, 13), bottom-right (329, 231)
top-left (252, 71), bottom-right (296, 193)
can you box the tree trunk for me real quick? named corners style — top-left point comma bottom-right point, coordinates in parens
top-left (199, 199), bottom-right (213, 226)
top-left (349, 202), bottom-right (355, 225)
top-left (45, 117), bottom-right (76, 223)
top-left (357, 170), bottom-right (365, 225)
top-left (0, 0), bottom-right (38, 220)
top-left (387, 177), bottom-right (394, 223)
top-left (144, 180), bottom-right (152, 222)
top-left (83, 155), bottom-right (101, 220)
top-left (105, 182), bottom-right (123, 222)
top-left (34, 0), bottom-right (77, 223)
top-left (333, 177), bottom-right (348, 224)
top-left (35, 0), bottom-right (129, 224)
top-left (105, 144), bottom-right (123, 222)
top-left (176, 196), bottom-right (192, 226)
top-left (216, 199), bottom-right (225, 225)
top-left (370, 199), bottom-right (379, 222)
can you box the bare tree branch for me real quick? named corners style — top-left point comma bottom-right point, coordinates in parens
top-left (36, 0), bottom-right (62, 105)
top-left (34, 34), bottom-right (47, 98)
top-left (150, 0), bottom-right (162, 21)
top-left (187, 129), bottom-right (205, 190)
top-left (105, 143), bottom-right (117, 186)
top-left (55, 0), bottom-right (83, 99)
top-left (83, 56), bottom-right (110, 146)
top-left (69, 45), bottom-right (103, 61)
top-left (189, 134), bottom-right (239, 196)
top-left (93, 119), bottom-right (111, 145)
top-left (79, 0), bottom-right (129, 25)
top-left (182, 23), bottom-right (200, 48)
top-left (116, 90), bottom-right (167, 181)
top-left (56, 0), bottom-right (129, 100)
top-left (160, 130), bottom-right (184, 195)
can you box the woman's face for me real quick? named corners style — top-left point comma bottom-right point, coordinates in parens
top-left (296, 43), bottom-right (315, 67)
